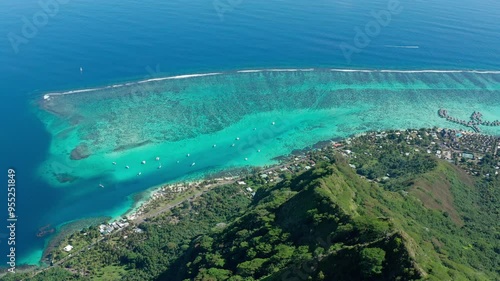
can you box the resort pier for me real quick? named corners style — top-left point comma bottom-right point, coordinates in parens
top-left (438, 109), bottom-right (500, 133)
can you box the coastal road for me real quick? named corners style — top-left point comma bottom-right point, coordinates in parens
top-left (131, 159), bottom-right (303, 224)
top-left (132, 180), bottom-right (233, 224)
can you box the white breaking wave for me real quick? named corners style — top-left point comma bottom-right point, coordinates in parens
top-left (264, 68), bottom-right (315, 72)
top-left (330, 69), bottom-right (373, 73)
top-left (42, 68), bottom-right (500, 98)
top-left (469, 70), bottom-right (500, 74)
top-left (237, 70), bottom-right (264, 73)
top-left (380, 70), bottom-right (463, 73)
top-left (45, 88), bottom-right (101, 97)
top-left (137, 73), bottom-right (222, 83)
top-left (330, 69), bottom-right (500, 74)
top-left (44, 72), bottom-right (223, 97)
top-left (238, 68), bottom-right (315, 73)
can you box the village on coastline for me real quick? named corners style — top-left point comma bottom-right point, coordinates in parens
top-left (343, 127), bottom-right (500, 179)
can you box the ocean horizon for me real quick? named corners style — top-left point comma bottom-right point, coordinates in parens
top-left (1, 0), bottom-right (499, 268)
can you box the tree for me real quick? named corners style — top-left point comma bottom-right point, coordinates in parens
top-left (359, 247), bottom-right (386, 277)
top-left (195, 268), bottom-right (232, 281)
top-left (236, 258), bottom-right (266, 277)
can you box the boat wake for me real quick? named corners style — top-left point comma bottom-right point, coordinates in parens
top-left (384, 45), bottom-right (420, 49)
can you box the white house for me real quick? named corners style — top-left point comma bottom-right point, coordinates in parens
top-left (63, 245), bottom-right (73, 252)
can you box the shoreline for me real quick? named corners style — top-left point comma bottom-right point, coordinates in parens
top-left (119, 136), bottom-right (344, 223)
top-left (39, 126), bottom-right (500, 253)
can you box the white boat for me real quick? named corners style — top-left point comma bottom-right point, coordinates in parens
top-left (99, 183), bottom-right (104, 188)
top-left (257, 149), bottom-right (261, 152)
top-left (213, 144), bottom-right (217, 148)
top-left (125, 165), bottom-right (130, 169)
top-left (231, 143), bottom-right (235, 147)
top-left (245, 158), bottom-right (248, 161)
top-left (272, 121), bottom-right (275, 125)
top-left (158, 165), bottom-right (162, 169)
top-left (191, 162), bottom-right (196, 166)
top-left (137, 172), bottom-right (142, 176)
top-left (112, 162), bottom-right (116, 165)
top-left (155, 157), bottom-right (160, 161)
top-left (187, 153), bottom-right (190, 157)
top-left (236, 137), bottom-right (240, 140)
top-left (141, 160), bottom-right (146, 164)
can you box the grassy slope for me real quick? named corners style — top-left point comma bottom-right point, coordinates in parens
top-left (363, 160), bottom-right (497, 281)
top-left (309, 158), bottom-right (490, 280)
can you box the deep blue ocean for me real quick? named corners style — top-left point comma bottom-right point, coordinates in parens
top-left (0, 0), bottom-right (499, 267)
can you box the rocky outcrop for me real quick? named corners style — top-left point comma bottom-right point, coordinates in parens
top-left (70, 144), bottom-right (91, 160)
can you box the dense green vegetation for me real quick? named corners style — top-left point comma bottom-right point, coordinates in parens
top-left (160, 159), bottom-right (421, 281)
top-left (2, 133), bottom-right (499, 281)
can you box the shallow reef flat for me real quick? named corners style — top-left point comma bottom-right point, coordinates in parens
top-left (36, 69), bottom-right (500, 186)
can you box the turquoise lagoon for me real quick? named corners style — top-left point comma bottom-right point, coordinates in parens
top-left (38, 69), bottom-right (500, 189)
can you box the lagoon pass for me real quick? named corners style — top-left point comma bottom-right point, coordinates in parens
top-left (37, 69), bottom-right (500, 187)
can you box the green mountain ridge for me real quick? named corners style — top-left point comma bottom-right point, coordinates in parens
top-left (158, 155), bottom-right (497, 281)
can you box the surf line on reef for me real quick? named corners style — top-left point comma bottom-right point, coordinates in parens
top-left (42, 68), bottom-right (500, 99)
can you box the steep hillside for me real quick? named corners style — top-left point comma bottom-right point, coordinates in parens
top-left (158, 155), bottom-right (498, 281)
